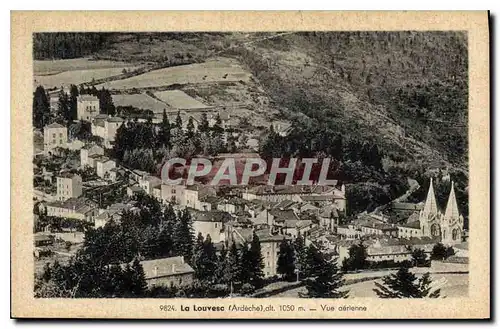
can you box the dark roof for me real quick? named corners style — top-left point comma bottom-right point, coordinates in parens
top-left (191, 210), bottom-right (233, 223)
top-left (398, 221), bottom-right (421, 229)
top-left (45, 123), bottom-right (65, 129)
top-left (269, 209), bottom-right (299, 222)
top-left (78, 95), bottom-right (99, 102)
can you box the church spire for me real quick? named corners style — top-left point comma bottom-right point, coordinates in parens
top-left (422, 177), bottom-right (438, 217)
top-left (444, 181), bottom-right (460, 220)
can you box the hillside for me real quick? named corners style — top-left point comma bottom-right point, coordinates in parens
top-left (33, 32), bottom-right (469, 217)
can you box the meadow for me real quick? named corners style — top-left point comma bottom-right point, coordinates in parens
top-left (112, 93), bottom-right (170, 113)
top-left (96, 57), bottom-right (251, 90)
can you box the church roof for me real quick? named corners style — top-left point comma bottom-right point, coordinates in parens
top-left (444, 181), bottom-right (461, 220)
top-left (422, 177), bottom-right (438, 217)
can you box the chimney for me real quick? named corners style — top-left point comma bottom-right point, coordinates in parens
top-left (153, 266), bottom-right (158, 277)
top-left (172, 264), bottom-right (176, 273)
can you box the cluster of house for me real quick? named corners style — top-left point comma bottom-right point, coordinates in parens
top-left (35, 94), bottom-right (467, 290)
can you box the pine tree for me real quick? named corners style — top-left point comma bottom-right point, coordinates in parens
top-left (33, 85), bottom-right (50, 128)
top-left (130, 258), bottom-right (147, 296)
top-left (175, 111), bottom-right (183, 129)
top-left (57, 90), bottom-right (70, 123)
top-left (192, 233), bottom-right (205, 279)
top-left (302, 244), bottom-right (348, 298)
top-left (373, 265), bottom-right (441, 298)
top-left (431, 243), bottom-right (447, 260)
top-left (173, 208), bottom-right (194, 261)
top-left (214, 244), bottom-right (228, 284)
top-left (186, 116), bottom-right (195, 138)
top-left (69, 84), bottom-right (79, 121)
top-left (199, 112), bottom-right (210, 133)
top-left (411, 248), bottom-right (428, 267)
top-left (277, 238), bottom-right (296, 281)
top-left (160, 109), bottom-right (171, 147)
top-left (225, 240), bottom-right (241, 284)
top-left (343, 242), bottom-right (368, 271)
top-left (248, 232), bottom-right (264, 288)
top-left (294, 232), bottom-right (307, 279)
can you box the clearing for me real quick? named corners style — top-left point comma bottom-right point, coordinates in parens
top-left (96, 57), bottom-right (251, 90)
top-left (34, 58), bottom-right (142, 75)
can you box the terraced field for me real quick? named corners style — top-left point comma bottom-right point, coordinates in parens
top-left (96, 57), bottom-right (251, 90)
top-left (34, 66), bottom-right (143, 90)
top-left (34, 58), bottom-right (141, 75)
top-left (112, 93), bottom-right (170, 113)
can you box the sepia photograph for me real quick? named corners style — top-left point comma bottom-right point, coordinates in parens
top-left (11, 11), bottom-right (490, 319)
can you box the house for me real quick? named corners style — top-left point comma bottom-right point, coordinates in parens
top-left (228, 227), bottom-right (291, 277)
top-left (34, 233), bottom-right (54, 247)
top-left (77, 95), bottom-right (100, 121)
top-left (191, 210), bottom-right (233, 243)
top-left (359, 222), bottom-right (399, 238)
top-left (56, 173), bottom-right (82, 201)
top-left (160, 184), bottom-right (186, 205)
top-left (397, 220), bottom-right (423, 239)
top-left (49, 95), bottom-right (59, 113)
top-left (95, 157), bottom-right (116, 179)
top-left (43, 123), bottom-right (67, 154)
top-left (91, 116), bottom-right (124, 148)
top-left (242, 185), bottom-right (346, 212)
top-left (183, 185), bottom-right (216, 210)
top-left (94, 202), bottom-right (135, 228)
top-left (139, 175), bottom-right (163, 195)
top-left (80, 144), bottom-right (104, 168)
top-left (138, 256), bottom-right (194, 288)
top-left (127, 185), bottom-right (143, 197)
top-left (46, 197), bottom-right (99, 222)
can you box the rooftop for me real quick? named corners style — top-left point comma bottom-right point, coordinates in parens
top-left (45, 123), bottom-right (65, 129)
top-left (139, 256), bottom-right (194, 279)
top-left (78, 95), bottom-right (99, 102)
top-left (46, 197), bottom-right (98, 214)
top-left (191, 210), bottom-right (233, 223)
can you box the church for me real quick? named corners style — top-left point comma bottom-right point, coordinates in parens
top-left (418, 178), bottom-right (465, 245)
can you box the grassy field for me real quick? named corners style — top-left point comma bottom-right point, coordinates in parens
top-left (34, 66), bottom-right (143, 90)
top-left (34, 58), bottom-right (141, 75)
top-left (112, 93), bottom-right (170, 113)
top-left (96, 57), bottom-right (251, 90)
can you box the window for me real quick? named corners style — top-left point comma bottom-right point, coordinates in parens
top-left (452, 229), bottom-right (459, 240)
top-left (52, 133), bottom-right (56, 138)
top-left (59, 133), bottom-right (62, 137)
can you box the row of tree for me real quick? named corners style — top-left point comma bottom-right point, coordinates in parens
top-left (112, 110), bottom-right (227, 173)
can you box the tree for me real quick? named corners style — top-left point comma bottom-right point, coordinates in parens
top-left (373, 265), bottom-right (441, 298)
top-left (129, 258), bottom-right (148, 296)
top-left (33, 85), bottom-right (50, 128)
top-left (69, 84), bottom-right (79, 121)
top-left (173, 209), bottom-right (194, 261)
top-left (431, 243), bottom-right (447, 260)
top-left (411, 248), bottom-right (428, 267)
top-left (445, 246), bottom-right (455, 259)
top-left (98, 87), bottom-right (115, 116)
top-left (302, 244), bottom-right (348, 298)
top-left (342, 242), bottom-right (368, 272)
top-left (57, 90), bottom-right (70, 123)
top-left (199, 112), bottom-right (210, 133)
top-left (160, 109), bottom-right (171, 147)
top-left (277, 238), bottom-right (296, 281)
top-left (224, 240), bottom-right (241, 284)
top-left (248, 232), bottom-right (265, 288)
top-left (293, 233), bottom-right (307, 279)
top-left (186, 116), bottom-right (195, 138)
top-left (214, 245), bottom-right (228, 284)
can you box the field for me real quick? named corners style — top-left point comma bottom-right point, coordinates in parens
top-left (112, 93), bottom-right (170, 113)
top-left (34, 58), bottom-right (142, 75)
top-left (34, 66), bottom-right (143, 90)
top-left (96, 57), bottom-right (251, 90)
top-left (154, 90), bottom-right (210, 110)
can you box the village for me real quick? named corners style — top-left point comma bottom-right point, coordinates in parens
top-left (32, 82), bottom-right (469, 298)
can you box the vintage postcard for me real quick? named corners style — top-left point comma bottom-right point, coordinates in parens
top-left (11, 11), bottom-right (490, 319)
